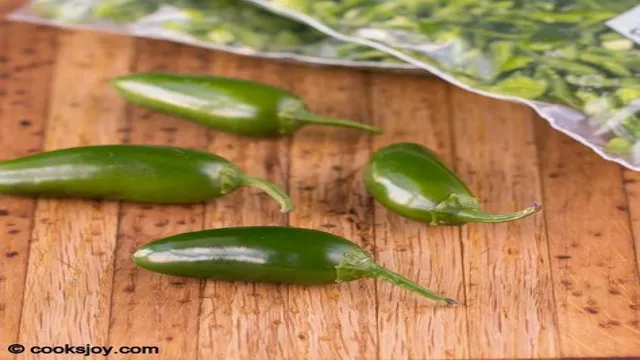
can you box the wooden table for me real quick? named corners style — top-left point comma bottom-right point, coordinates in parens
top-left (0, 22), bottom-right (639, 360)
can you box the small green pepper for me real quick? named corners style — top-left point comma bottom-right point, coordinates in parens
top-left (0, 145), bottom-right (293, 212)
top-left (111, 73), bottom-right (381, 137)
top-left (364, 143), bottom-right (541, 225)
top-left (133, 226), bottom-right (457, 305)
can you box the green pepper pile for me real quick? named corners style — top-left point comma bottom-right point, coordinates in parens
top-left (24, 0), bottom-right (401, 64)
top-left (257, 0), bottom-right (640, 156)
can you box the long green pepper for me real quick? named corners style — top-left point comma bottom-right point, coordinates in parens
top-left (112, 73), bottom-right (381, 137)
top-left (0, 145), bottom-right (294, 212)
top-left (134, 226), bottom-right (458, 305)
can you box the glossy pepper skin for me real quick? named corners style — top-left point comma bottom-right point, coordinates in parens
top-left (364, 143), bottom-right (540, 225)
top-left (0, 145), bottom-right (293, 212)
top-left (134, 226), bottom-right (456, 305)
top-left (111, 73), bottom-right (381, 137)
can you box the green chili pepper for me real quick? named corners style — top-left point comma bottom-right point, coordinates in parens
top-left (537, 66), bottom-right (582, 108)
top-left (133, 226), bottom-right (457, 305)
top-left (93, 0), bottom-right (161, 22)
top-left (112, 73), bottom-right (381, 137)
top-left (578, 53), bottom-right (633, 77)
top-left (541, 57), bottom-right (601, 75)
top-left (364, 143), bottom-right (541, 225)
top-left (605, 137), bottom-right (633, 155)
top-left (489, 41), bottom-right (516, 72)
top-left (617, 89), bottom-right (640, 105)
top-left (485, 75), bottom-right (548, 99)
top-left (497, 56), bottom-right (533, 74)
top-left (0, 145), bottom-right (293, 212)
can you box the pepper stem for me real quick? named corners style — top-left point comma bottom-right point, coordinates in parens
top-left (284, 109), bottom-right (382, 134)
top-left (241, 177), bottom-right (294, 213)
top-left (454, 203), bottom-right (541, 223)
top-left (369, 265), bottom-right (458, 305)
top-left (336, 249), bottom-right (457, 305)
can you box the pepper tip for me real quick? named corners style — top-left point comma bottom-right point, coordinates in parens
top-left (280, 204), bottom-right (295, 213)
top-left (368, 126), bottom-right (383, 135)
top-left (444, 298), bottom-right (459, 306)
top-left (529, 202), bottom-right (542, 213)
top-left (109, 76), bottom-right (127, 92)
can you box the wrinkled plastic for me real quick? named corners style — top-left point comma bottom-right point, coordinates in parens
top-left (245, 0), bottom-right (640, 170)
top-left (8, 0), bottom-right (412, 70)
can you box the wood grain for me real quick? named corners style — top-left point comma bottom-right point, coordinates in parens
top-left (450, 89), bottom-right (560, 358)
top-left (17, 31), bottom-right (133, 360)
top-left (285, 66), bottom-right (377, 360)
top-left (0, 22), bottom-right (55, 360)
top-left (197, 54), bottom-right (290, 360)
top-left (369, 74), bottom-right (468, 360)
top-left (536, 121), bottom-right (640, 357)
top-left (622, 169), bottom-right (640, 276)
top-left (2, 22), bottom-right (640, 360)
top-left (107, 40), bottom-right (209, 360)
top-left (0, 0), bottom-right (27, 17)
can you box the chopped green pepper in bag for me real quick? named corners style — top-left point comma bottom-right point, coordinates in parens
top-left (248, 0), bottom-right (640, 169)
top-left (9, 0), bottom-right (406, 68)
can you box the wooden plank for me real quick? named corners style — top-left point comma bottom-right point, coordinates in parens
top-left (2, 22), bottom-right (637, 360)
top-left (283, 66), bottom-right (376, 360)
top-left (536, 121), bottom-right (640, 357)
top-left (197, 54), bottom-right (291, 360)
top-left (368, 74), bottom-right (468, 359)
top-left (450, 88), bottom-right (560, 358)
top-left (18, 31), bottom-right (134, 356)
top-left (0, 22), bottom-right (55, 359)
top-left (0, 0), bottom-right (27, 15)
top-left (107, 40), bottom-right (210, 360)
top-left (622, 169), bottom-right (640, 276)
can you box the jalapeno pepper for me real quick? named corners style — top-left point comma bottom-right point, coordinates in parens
top-left (364, 143), bottom-right (541, 225)
top-left (111, 73), bottom-right (382, 137)
top-left (133, 226), bottom-right (457, 305)
top-left (0, 145), bottom-right (293, 212)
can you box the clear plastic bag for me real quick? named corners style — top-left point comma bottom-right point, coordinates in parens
top-left (245, 0), bottom-right (640, 170)
top-left (9, 0), bottom-right (413, 70)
